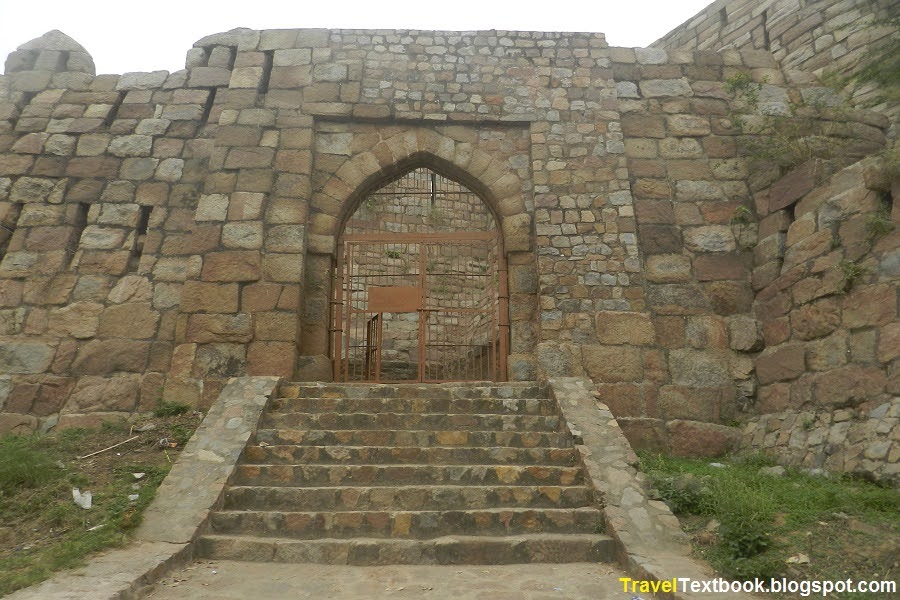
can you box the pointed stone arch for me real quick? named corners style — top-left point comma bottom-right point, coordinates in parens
top-left (299, 124), bottom-right (537, 381)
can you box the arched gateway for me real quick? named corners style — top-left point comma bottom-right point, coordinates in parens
top-left (331, 167), bottom-right (509, 382)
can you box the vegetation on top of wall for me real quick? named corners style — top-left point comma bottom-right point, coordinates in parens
top-left (835, 14), bottom-right (900, 106)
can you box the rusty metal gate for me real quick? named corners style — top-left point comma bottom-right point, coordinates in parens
top-left (331, 232), bottom-right (508, 382)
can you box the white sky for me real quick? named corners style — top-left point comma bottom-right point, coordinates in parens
top-left (1, 0), bottom-right (714, 76)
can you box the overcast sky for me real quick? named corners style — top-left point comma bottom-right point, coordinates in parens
top-left (2, 0), bottom-right (714, 76)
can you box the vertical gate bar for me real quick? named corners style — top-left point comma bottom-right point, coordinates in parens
top-left (418, 241), bottom-right (427, 382)
top-left (332, 245), bottom-right (342, 381)
top-left (497, 239), bottom-right (509, 382)
top-left (376, 312), bottom-right (383, 383)
top-left (343, 242), bottom-right (352, 382)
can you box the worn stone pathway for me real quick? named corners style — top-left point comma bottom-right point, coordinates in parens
top-left (146, 560), bottom-right (631, 599)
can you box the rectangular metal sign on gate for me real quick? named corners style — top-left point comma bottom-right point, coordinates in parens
top-left (331, 232), bottom-right (508, 383)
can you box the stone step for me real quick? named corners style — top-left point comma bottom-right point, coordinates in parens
top-left (242, 445), bottom-right (579, 466)
top-left (261, 412), bottom-right (562, 432)
top-left (254, 429), bottom-right (574, 448)
top-left (234, 464), bottom-right (585, 487)
top-left (208, 507), bottom-right (604, 539)
top-left (197, 533), bottom-right (616, 565)
top-left (277, 383), bottom-right (546, 401)
top-left (224, 485), bottom-right (596, 511)
top-left (271, 396), bottom-right (559, 416)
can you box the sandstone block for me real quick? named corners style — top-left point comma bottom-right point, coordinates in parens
top-left (582, 344), bottom-right (642, 382)
top-left (813, 365), bottom-right (886, 407)
top-left (186, 313), bottom-right (253, 343)
top-left (645, 254), bottom-right (691, 283)
top-left (248, 342), bottom-right (296, 378)
top-left (842, 285), bottom-right (896, 329)
top-left (71, 340), bottom-right (150, 374)
top-left (791, 297), bottom-right (841, 341)
top-left (768, 159), bottom-right (822, 212)
top-left (595, 311), bottom-right (655, 345)
top-left (756, 344), bottom-right (805, 384)
top-left (202, 251), bottom-right (261, 282)
top-left (255, 311), bottom-right (297, 342)
top-left (668, 349), bottom-right (730, 387)
top-left (693, 254), bottom-right (746, 281)
top-left (193, 343), bottom-right (247, 378)
top-left (728, 316), bottom-right (762, 352)
top-left (98, 303), bottom-right (159, 339)
top-left (659, 386), bottom-right (723, 421)
top-left (877, 322), bottom-right (900, 364)
top-left (666, 114), bottom-right (711, 136)
top-left (0, 342), bottom-right (55, 374)
top-left (108, 135), bottom-right (152, 157)
top-left (47, 302), bottom-right (103, 339)
top-left (222, 221), bottom-right (264, 249)
top-left (63, 374), bottom-right (141, 413)
top-left (181, 281), bottom-right (239, 313)
top-left (685, 316), bottom-right (729, 349)
top-left (684, 225), bottom-right (735, 252)
top-left (667, 420), bottom-right (741, 457)
top-left (639, 79), bottom-right (693, 97)
top-left (262, 253), bottom-right (304, 283)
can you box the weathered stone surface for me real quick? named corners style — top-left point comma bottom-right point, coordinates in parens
top-left (202, 252), bottom-right (261, 282)
top-left (645, 254), bottom-right (691, 283)
top-left (756, 344), bottom-right (805, 384)
top-left (71, 340), bottom-right (150, 374)
top-left (790, 298), bottom-right (841, 341)
top-left (98, 303), bottom-right (160, 339)
top-left (668, 349), bottom-right (730, 387)
top-left (46, 302), bottom-right (103, 339)
top-left (813, 365), bottom-right (886, 407)
top-left (727, 316), bottom-right (762, 352)
top-left (63, 374), bottom-right (141, 412)
top-left (181, 281), bottom-right (239, 313)
top-left (595, 311), bottom-right (655, 345)
top-left (683, 225), bottom-right (735, 252)
top-left (0, 342), bottom-right (55, 374)
top-left (248, 342), bottom-right (297, 378)
top-left (667, 420), bottom-right (741, 457)
top-left (842, 285), bottom-right (896, 329)
top-left (582, 345), bottom-right (642, 382)
top-left (186, 314), bottom-right (253, 343)
top-left (193, 344), bottom-right (247, 378)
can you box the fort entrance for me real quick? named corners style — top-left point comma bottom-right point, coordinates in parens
top-left (331, 168), bottom-right (508, 382)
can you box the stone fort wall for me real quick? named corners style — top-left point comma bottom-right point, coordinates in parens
top-left (0, 1), bottom-right (897, 481)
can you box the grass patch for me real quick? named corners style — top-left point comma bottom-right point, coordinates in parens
top-left (640, 453), bottom-right (899, 590)
top-left (0, 413), bottom-right (201, 595)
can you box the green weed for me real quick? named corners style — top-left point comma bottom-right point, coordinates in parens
top-left (152, 399), bottom-right (190, 418)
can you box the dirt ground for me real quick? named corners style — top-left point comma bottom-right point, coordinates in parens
top-left (146, 560), bottom-right (632, 600)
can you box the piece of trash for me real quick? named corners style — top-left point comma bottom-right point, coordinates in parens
top-left (135, 423), bottom-right (157, 432)
top-left (157, 438), bottom-right (178, 449)
top-left (553, 587), bottom-right (563, 592)
top-left (72, 488), bottom-right (92, 509)
top-left (786, 553), bottom-right (810, 564)
top-left (133, 472), bottom-right (146, 480)
top-left (709, 462), bottom-right (726, 468)
top-left (87, 524), bottom-right (104, 531)
top-left (78, 435), bottom-right (140, 460)
top-left (258, 441), bottom-right (270, 447)
top-left (128, 494), bottom-right (140, 502)
top-left (211, 570), bottom-right (217, 575)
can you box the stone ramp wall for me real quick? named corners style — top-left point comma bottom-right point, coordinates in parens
top-left (744, 155), bottom-right (899, 482)
top-left (652, 0), bottom-right (899, 124)
top-left (606, 45), bottom-right (888, 457)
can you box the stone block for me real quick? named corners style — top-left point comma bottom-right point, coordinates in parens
top-left (193, 343), bottom-right (247, 378)
top-left (842, 284), bottom-right (896, 329)
top-left (791, 297), bottom-right (841, 341)
top-left (582, 344), bottom-right (642, 382)
top-left (768, 159), bottom-right (822, 212)
top-left (46, 302), bottom-right (103, 339)
top-left (638, 224), bottom-right (682, 253)
top-left (693, 254), bottom-right (746, 281)
top-left (181, 281), bottom-right (239, 313)
top-left (813, 365), bottom-right (886, 407)
top-left (877, 322), bottom-right (900, 364)
top-left (98, 303), bottom-right (159, 339)
top-left (63, 374), bottom-right (140, 413)
top-left (108, 276), bottom-right (153, 304)
top-left (728, 316), bottom-right (763, 352)
top-left (647, 284), bottom-right (712, 315)
top-left (222, 221), bottom-right (264, 249)
top-left (666, 114), bottom-right (711, 136)
top-left (684, 225), bottom-right (735, 252)
top-left (595, 311), bottom-right (655, 345)
top-left (186, 314), bottom-right (253, 343)
top-left (262, 253), bottom-right (304, 283)
top-left (659, 386), bottom-right (723, 421)
top-left (645, 254), bottom-right (692, 283)
top-left (0, 413), bottom-right (38, 433)
top-left (254, 311), bottom-right (297, 342)
top-left (639, 79), bottom-right (693, 97)
top-left (266, 225), bottom-right (306, 253)
top-left (668, 349), bottom-right (730, 387)
top-left (71, 340), bottom-right (150, 374)
top-left (667, 420), bottom-right (741, 457)
top-left (0, 341), bottom-right (55, 374)
top-left (617, 418), bottom-right (668, 453)
top-left (685, 316), bottom-right (729, 349)
top-left (756, 344), bottom-right (805, 384)
top-left (202, 251), bottom-right (261, 282)
top-left (248, 342), bottom-right (297, 378)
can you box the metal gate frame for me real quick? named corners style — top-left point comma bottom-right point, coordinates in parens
top-left (330, 231), bottom-right (509, 383)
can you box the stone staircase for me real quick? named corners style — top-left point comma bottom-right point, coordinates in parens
top-left (196, 382), bottom-right (615, 565)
